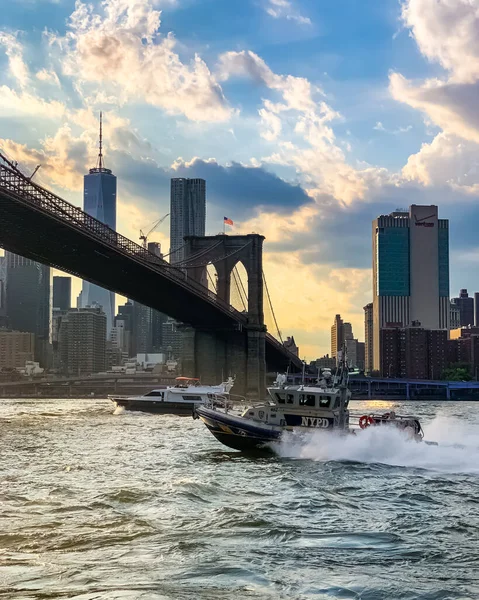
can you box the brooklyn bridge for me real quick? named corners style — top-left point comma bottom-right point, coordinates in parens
top-left (0, 152), bottom-right (302, 400)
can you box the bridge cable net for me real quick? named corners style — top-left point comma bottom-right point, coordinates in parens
top-left (263, 271), bottom-right (283, 343)
top-left (206, 264), bottom-right (218, 293)
top-left (230, 263), bottom-right (248, 312)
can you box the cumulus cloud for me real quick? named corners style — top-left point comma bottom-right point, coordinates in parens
top-left (402, 132), bottom-right (479, 188)
top-left (401, 0), bottom-right (479, 83)
top-left (373, 120), bottom-right (412, 134)
top-left (36, 68), bottom-right (60, 87)
top-left (0, 32), bottom-right (29, 88)
top-left (0, 125), bottom-right (90, 191)
top-left (0, 86), bottom-right (66, 119)
top-left (391, 0), bottom-right (479, 143)
top-left (264, 0), bottom-right (311, 25)
top-left (218, 50), bottom-right (383, 204)
top-left (50, 0), bottom-right (232, 122)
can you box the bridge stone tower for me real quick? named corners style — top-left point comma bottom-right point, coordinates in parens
top-left (182, 234), bottom-right (266, 401)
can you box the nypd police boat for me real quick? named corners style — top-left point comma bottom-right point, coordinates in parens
top-left (193, 355), bottom-right (427, 452)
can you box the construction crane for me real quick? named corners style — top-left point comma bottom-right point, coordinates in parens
top-left (139, 213), bottom-right (170, 248)
top-left (29, 165), bottom-right (41, 180)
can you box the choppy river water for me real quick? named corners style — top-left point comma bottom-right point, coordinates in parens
top-left (1, 399), bottom-right (479, 599)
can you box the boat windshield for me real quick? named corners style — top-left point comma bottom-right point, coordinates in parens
top-left (175, 377), bottom-right (200, 388)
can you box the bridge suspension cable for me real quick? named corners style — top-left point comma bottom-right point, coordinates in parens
top-left (231, 265), bottom-right (248, 311)
top-left (206, 266), bottom-right (218, 293)
top-left (263, 271), bottom-right (283, 343)
top-left (230, 265), bottom-right (248, 312)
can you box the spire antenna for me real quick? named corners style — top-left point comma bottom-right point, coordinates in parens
top-left (98, 111), bottom-right (103, 170)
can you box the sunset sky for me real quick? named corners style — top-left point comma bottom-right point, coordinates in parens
top-left (1, 0), bottom-right (478, 359)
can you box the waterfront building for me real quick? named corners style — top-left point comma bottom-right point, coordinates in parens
top-left (343, 322), bottom-right (353, 341)
top-left (53, 276), bottom-right (71, 311)
top-left (5, 252), bottom-right (51, 366)
top-left (451, 289), bottom-right (474, 327)
top-left (331, 314), bottom-right (344, 363)
top-left (313, 354), bottom-right (337, 370)
top-left (345, 339), bottom-right (366, 371)
top-left (152, 309), bottom-right (167, 353)
top-left (356, 341), bottom-right (365, 372)
top-left (115, 301), bottom-right (134, 356)
top-left (379, 325), bottom-right (447, 380)
top-left (372, 205), bottom-right (449, 372)
top-left (475, 293), bottom-right (479, 327)
top-left (132, 301), bottom-right (153, 355)
top-left (162, 318), bottom-right (183, 360)
top-left (79, 114), bottom-right (117, 337)
top-left (364, 303), bottom-right (374, 373)
top-left (52, 307), bottom-right (67, 371)
top-left (448, 328), bottom-right (479, 379)
top-left (170, 178), bottom-right (206, 264)
top-left (0, 329), bottom-right (34, 369)
top-left (59, 307), bottom-right (106, 375)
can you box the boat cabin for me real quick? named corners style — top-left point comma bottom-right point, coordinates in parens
top-left (241, 385), bottom-right (350, 430)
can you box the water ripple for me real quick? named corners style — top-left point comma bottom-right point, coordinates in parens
top-left (1, 399), bottom-right (479, 599)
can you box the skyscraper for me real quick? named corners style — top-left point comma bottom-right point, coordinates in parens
top-left (5, 252), bottom-right (51, 365)
top-left (475, 292), bottom-right (479, 327)
top-left (451, 289), bottom-right (474, 327)
top-left (331, 314), bottom-right (344, 362)
top-left (372, 205), bottom-right (449, 372)
top-left (170, 178), bottom-right (206, 264)
top-left (59, 307), bottom-right (106, 374)
top-left (364, 303), bottom-right (373, 373)
top-left (80, 113), bottom-right (117, 337)
top-left (53, 276), bottom-right (72, 311)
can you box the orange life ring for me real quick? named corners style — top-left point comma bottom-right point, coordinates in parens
top-left (359, 415), bottom-right (374, 429)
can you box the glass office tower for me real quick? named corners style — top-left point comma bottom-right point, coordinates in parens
top-left (79, 114), bottom-right (117, 337)
top-left (372, 205), bottom-right (449, 371)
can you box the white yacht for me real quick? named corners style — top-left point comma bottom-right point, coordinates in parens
top-left (110, 376), bottom-right (234, 415)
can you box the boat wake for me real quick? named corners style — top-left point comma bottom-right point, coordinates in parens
top-left (275, 415), bottom-right (479, 474)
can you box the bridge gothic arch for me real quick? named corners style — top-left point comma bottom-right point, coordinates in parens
top-left (183, 234), bottom-right (264, 326)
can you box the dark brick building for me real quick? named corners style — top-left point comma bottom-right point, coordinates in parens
top-left (380, 326), bottom-right (448, 380)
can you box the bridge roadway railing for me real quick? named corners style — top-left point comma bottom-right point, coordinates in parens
top-left (0, 153), bottom-right (246, 324)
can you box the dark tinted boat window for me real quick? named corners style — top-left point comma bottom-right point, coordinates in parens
top-left (299, 394), bottom-right (316, 407)
top-left (275, 393), bottom-right (286, 404)
top-left (319, 396), bottom-right (331, 408)
top-left (182, 395), bottom-right (202, 401)
top-left (287, 394), bottom-right (294, 404)
top-left (145, 391), bottom-right (164, 397)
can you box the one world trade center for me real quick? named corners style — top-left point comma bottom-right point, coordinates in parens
top-left (79, 113), bottom-right (116, 337)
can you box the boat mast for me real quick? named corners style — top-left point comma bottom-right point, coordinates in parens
top-left (337, 344), bottom-right (349, 429)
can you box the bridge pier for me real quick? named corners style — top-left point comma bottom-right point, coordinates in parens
top-left (180, 325), bottom-right (266, 401)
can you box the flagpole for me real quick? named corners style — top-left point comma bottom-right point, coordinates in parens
top-left (223, 218), bottom-right (225, 235)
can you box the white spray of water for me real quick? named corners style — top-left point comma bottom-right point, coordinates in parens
top-left (276, 416), bottom-right (479, 474)
top-left (113, 405), bottom-right (125, 416)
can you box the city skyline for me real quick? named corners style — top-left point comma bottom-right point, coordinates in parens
top-left (0, 0), bottom-right (478, 358)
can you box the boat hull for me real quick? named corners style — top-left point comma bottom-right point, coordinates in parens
top-left (111, 397), bottom-right (197, 416)
top-left (195, 405), bottom-right (282, 451)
